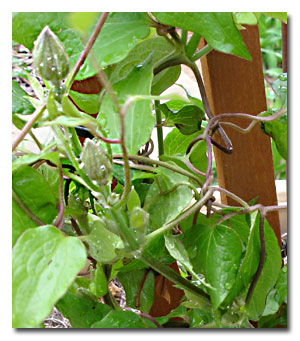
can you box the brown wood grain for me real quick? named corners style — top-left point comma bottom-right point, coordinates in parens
top-left (200, 25), bottom-right (281, 244)
top-left (149, 262), bottom-right (184, 317)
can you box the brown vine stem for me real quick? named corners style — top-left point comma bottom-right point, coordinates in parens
top-left (65, 12), bottom-right (110, 89)
top-left (202, 107), bottom-right (286, 140)
top-left (210, 186), bottom-right (250, 209)
top-left (186, 107), bottom-right (286, 154)
top-left (113, 153), bottom-right (203, 188)
top-left (12, 103), bottom-right (46, 152)
top-left (12, 190), bottom-right (45, 226)
top-left (246, 211), bottom-right (266, 305)
top-left (54, 164), bottom-right (65, 230)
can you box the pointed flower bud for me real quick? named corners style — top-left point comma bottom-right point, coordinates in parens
top-left (32, 26), bottom-right (69, 83)
top-left (130, 207), bottom-right (149, 233)
top-left (81, 140), bottom-right (112, 186)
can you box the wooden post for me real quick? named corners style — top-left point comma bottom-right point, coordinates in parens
top-left (200, 25), bottom-right (281, 244)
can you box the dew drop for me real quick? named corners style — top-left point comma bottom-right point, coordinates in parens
top-left (51, 67), bottom-right (56, 71)
top-left (40, 62), bottom-right (44, 67)
top-left (225, 282), bottom-right (232, 290)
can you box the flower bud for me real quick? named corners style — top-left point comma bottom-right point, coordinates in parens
top-left (32, 26), bottom-right (69, 83)
top-left (81, 140), bottom-right (112, 186)
top-left (130, 207), bottom-right (149, 232)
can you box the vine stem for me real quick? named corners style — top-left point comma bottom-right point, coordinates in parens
top-left (12, 190), bottom-right (45, 226)
top-left (155, 100), bottom-right (164, 156)
top-left (246, 211), bottom-right (266, 305)
top-left (143, 189), bottom-right (214, 246)
top-left (52, 126), bottom-right (102, 193)
top-left (12, 103), bottom-right (46, 151)
top-left (113, 153), bottom-right (203, 187)
top-left (65, 12), bottom-right (109, 89)
top-left (54, 164), bottom-right (65, 230)
top-left (201, 107), bottom-right (287, 141)
top-left (191, 44), bottom-right (213, 62)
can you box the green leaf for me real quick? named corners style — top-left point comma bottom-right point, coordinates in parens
top-left (233, 12), bottom-right (258, 26)
top-left (12, 114), bottom-right (27, 130)
top-left (107, 34), bottom-right (181, 95)
top-left (69, 91), bottom-right (101, 115)
top-left (12, 225), bottom-right (87, 328)
top-left (275, 265), bottom-right (287, 305)
top-left (12, 151), bottom-right (60, 171)
top-left (109, 36), bottom-right (177, 84)
top-left (159, 103), bottom-right (204, 135)
top-left (55, 291), bottom-right (112, 328)
top-left (90, 12), bottom-right (150, 70)
top-left (164, 129), bottom-right (200, 156)
top-left (118, 269), bottom-right (155, 313)
top-left (183, 223), bottom-right (243, 310)
top-left (66, 195), bottom-right (90, 235)
top-left (12, 166), bottom-right (58, 243)
top-left (127, 187), bottom-right (141, 212)
top-left (164, 233), bottom-right (195, 278)
top-left (37, 163), bottom-right (60, 201)
top-left (89, 263), bottom-right (108, 297)
top-left (144, 163), bottom-right (193, 230)
top-left (82, 219), bottom-right (124, 263)
top-left (263, 12), bottom-right (287, 23)
top-left (67, 12), bottom-right (99, 33)
top-left (272, 73), bottom-right (287, 108)
top-left (153, 12), bottom-right (251, 60)
top-left (39, 116), bottom-right (92, 127)
top-left (151, 66), bottom-right (181, 95)
top-left (161, 139), bottom-right (207, 183)
top-left (155, 305), bottom-right (188, 325)
top-left (12, 199), bottom-right (38, 246)
top-left (91, 310), bottom-right (147, 328)
top-left (98, 57), bottom-right (155, 154)
top-left (12, 81), bottom-right (35, 115)
top-left (187, 308), bottom-right (214, 327)
top-left (246, 215), bottom-right (282, 321)
top-left (260, 110), bottom-right (287, 160)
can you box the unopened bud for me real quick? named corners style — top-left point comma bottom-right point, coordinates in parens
top-left (32, 26), bottom-right (69, 83)
top-left (130, 207), bottom-right (149, 232)
top-left (81, 140), bottom-right (112, 186)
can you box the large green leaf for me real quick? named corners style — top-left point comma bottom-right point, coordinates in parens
top-left (98, 57), bottom-right (155, 154)
top-left (69, 90), bottom-right (101, 115)
top-left (159, 102), bottom-right (204, 135)
top-left (153, 12), bottom-right (251, 60)
top-left (164, 129), bottom-right (200, 156)
top-left (144, 163), bottom-right (193, 230)
top-left (183, 223), bottom-right (243, 310)
top-left (55, 291), bottom-right (112, 328)
top-left (118, 269), bottom-right (155, 313)
top-left (108, 35), bottom-right (181, 94)
top-left (90, 12), bottom-right (150, 70)
top-left (109, 36), bottom-right (176, 84)
top-left (91, 310), bottom-right (147, 328)
top-left (12, 81), bottom-right (35, 115)
top-left (161, 138), bottom-right (207, 183)
top-left (12, 225), bottom-right (87, 328)
top-left (12, 166), bottom-right (58, 244)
